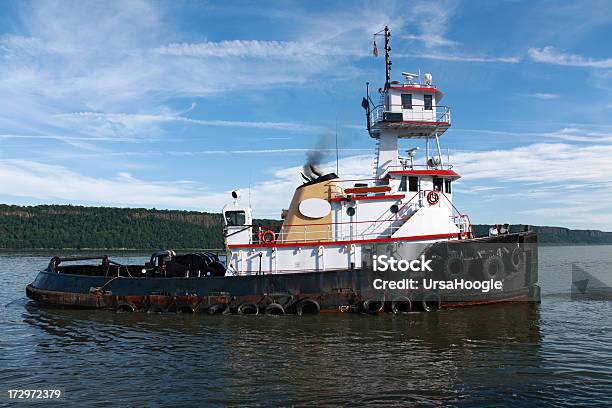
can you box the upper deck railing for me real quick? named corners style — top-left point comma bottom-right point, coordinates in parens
top-left (370, 103), bottom-right (451, 128)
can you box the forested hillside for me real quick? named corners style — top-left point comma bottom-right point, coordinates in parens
top-left (0, 204), bottom-right (610, 249)
top-left (0, 204), bottom-right (277, 250)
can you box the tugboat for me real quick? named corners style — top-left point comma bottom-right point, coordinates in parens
top-left (26, 27), bottom-right (540, 315)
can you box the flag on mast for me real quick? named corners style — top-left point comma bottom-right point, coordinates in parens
top-left (373, 40), bottom-right (378, 57)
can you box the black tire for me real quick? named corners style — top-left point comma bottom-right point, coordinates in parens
top-left (146, 304), bottom-right (165, 314)
top-left (391, 296), bottom-right (413, 314)
top-left (237, 303), bottom-right (259, 315)
top-left (116, 301), bottom-right (136, 313)
top-left (265, 303), bottom-right (285, 316)
top-left (509, 247), bottom-right (524, 270)
top-left (361, 299), bottom-right (385, 315)
top-left (422, 293), bottom-right (441, 312)
top-left (176, 303), bottom-right (196, 314)
top-left (482, 255), bottom-right (505, 279)
top-left (208, 303), bottom-right (230, 315)
top-left (296, 299), bottom-right (320, 315)
top-left (445, 255), bottom-right (465, 278)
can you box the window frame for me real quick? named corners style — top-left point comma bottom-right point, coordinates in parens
top-left (399, 176), bottom-right (407, 192)
top-left (225, 210), bottom-right (246, 226)
top-left (401, 93), bottom-right (412, 109)
top-left (433, 176), bottom-right (443, 192)
top-left (424, 94), bottom-right (433, 110)
top-left (408, 176), bottom-right (418, 192)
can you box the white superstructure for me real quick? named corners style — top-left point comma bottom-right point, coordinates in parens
top-left (221, 27), bottom-right (472, 276)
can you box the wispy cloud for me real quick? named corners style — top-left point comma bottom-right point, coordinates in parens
top-left (523, 92), bottom-right (560, 100)
top-left (401, 34), bottom-right (458, 48)
top-left (57, 111), bottom-right (327, 133)
top-left (454, 143), bottom-right (612, 184)
top-left (156, 40), bottom-right (351, 59)
top-left (528, 46), bottom-right (612, 68)
top-left (398, 52), bottom-right (520, 64)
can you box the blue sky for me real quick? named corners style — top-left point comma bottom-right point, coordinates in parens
top-left (1, 0), bottom-right (612, 229)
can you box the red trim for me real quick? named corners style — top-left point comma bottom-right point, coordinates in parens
top-left (329, 194), bottom-right (405, 203)
top-left (344, 186), bottom-right (390, 194)
top-left (389, 86), bottom-right (442, 93)
top-left (388, 169), bottom-right (460, 178)
top-left (227, 233), bottom-right (457, 249)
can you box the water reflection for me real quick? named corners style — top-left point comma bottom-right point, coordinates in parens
top-left (21, 303), bottom-right (543, 406)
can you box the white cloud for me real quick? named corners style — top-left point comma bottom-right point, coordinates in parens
top-left (523, 92), bottom-right (560, 100)
top-left (398, 52), bottom-right (520, 64)
top-left (57, 111), bottom-right (327, 134)
top-left (402, 34), bottom-right (458, 48)
top-left (0, 155), bottom-right (372, 218)
top-left (2, 141), bottom-right (612, 228)
top-left (454, 142), bottom-right (612, 183)
top-left (528, 46), bottom-right (612, 68)
top-left (156, 40), bottom-right (350, 59)
top-left (0, 1), bottom-right (393, 148)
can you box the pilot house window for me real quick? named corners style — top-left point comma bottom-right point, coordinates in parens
top-left (399, 176), bottom-right (407, 192)
top-left (225, 211), bottom-right (246, 226)
top-left (433, 176), bottom-right (443, 192)
top-left (424, 95), bottom-right (433, 110)
top-left (409, 176), bottom-right (418, 192)
top-left (444, 179), bottom-right (452, 194)
top-left (401, 94), bottom-right (412, 109)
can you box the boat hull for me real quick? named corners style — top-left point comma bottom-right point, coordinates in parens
top-left (26, 232), bottom-right (540, 314)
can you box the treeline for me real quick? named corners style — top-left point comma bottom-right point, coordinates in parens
top-left (0, 204), bottom-right (610, 249)
top-left (0, 204), bottom-right (277, 250)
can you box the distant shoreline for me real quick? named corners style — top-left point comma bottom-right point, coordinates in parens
top-left (1, 204), bottom-right (611, 249)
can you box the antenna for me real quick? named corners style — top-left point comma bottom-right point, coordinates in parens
top-left (374, 26), bottom-right (392, 88)
top-left (384, 26), bottom-right (391, 88)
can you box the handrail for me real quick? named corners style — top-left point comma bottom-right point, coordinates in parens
top-left (370, 103), bottom-right (451, 125)
top-left (387, 164), bottom-right (455, 171)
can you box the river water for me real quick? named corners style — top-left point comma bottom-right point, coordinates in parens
top-left (1, 246), bottom-right (611, 407)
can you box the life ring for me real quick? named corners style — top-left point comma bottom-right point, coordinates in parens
top-left (427, 191), bottom-right (439, 205)
top-left (265, 303), bottom-right (285, 316)
top-left (237, 303), bottom-right (259, 315)
top-left (361, 298), bottom-right (385, 314)
top-left (391, 296), bottom-right (413, 314)
top-left (296, 299), bottom-right (320, 315)
top-left (260, 229), bottom-right (276, 245)
top-left (422, 293), bottom-right (441, 312)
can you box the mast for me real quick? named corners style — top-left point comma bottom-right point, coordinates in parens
top-left (384, 26), bottom-right (391, 89)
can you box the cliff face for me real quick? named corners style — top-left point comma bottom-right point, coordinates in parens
top-left (1, 204), bottom-right (610, 249)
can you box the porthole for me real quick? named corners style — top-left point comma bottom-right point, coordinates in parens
top-left (390, 204), bottom-right (399, 214)
top-left (346, 207), bottom-right (356, 217)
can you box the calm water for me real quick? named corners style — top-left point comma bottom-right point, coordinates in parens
top-left (1, 246), bottom-right (611, 407)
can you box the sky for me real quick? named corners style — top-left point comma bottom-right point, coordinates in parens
top-left (1, 0), bottom-right (612, 230)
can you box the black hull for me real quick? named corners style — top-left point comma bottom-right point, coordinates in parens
top-left (26, 232), bottom-right (540, 314)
